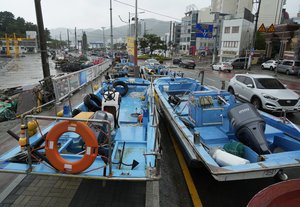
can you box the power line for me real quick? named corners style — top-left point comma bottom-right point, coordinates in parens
top-left (113, 0), bottom-right (181, 21)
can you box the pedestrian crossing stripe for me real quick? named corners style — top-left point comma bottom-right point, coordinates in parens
top-left (267, 24), bottom-right (276, 33)
top-left (258, 24), bottom-right (266, 32)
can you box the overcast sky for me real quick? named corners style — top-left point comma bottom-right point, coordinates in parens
top-left (1, 0), bottom-right (299, 29)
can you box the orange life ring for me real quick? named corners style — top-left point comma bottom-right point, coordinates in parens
top-left (45, 121), bottom-right (98, 174)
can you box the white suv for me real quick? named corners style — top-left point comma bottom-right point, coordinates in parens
top-left (227, 74), bottom-right (300, 113)
top-left (261, 60), bottom-right (278, 71)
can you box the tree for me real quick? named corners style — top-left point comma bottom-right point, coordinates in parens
top-left (138, 34), bottom-right (164, 56)
top-left (255, 32), bottom-right (266, 50)
top-left (44, 28), bottom-right (52, 41)
top-left (0, 11), bottom-right (37, 38)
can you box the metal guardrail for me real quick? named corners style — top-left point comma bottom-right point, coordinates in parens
top-left (52, 60), bottom-right (111, 102)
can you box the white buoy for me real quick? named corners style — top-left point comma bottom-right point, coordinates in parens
top-left (209, 148), bottom-right (250, 167)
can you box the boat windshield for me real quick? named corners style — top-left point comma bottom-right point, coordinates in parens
top-left (254, 78), bottom-right (285, 89)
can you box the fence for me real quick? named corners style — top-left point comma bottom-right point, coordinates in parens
top-left (52, 60), bottom-right (111, 102)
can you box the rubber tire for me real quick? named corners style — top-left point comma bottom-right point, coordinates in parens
top-left (113, 81), bottom-right (128, 97)
top-left (261, 65), bottom-right (264, 70)
top-left (228, 87), bottom-right (235, 95)
top-left (84, 94), bottom-right (102, 112)
top-left (251, 97), bottom-right (262, 110)
top-left (72, 108), bottom-right (82, 117)
top-left (286, 70), bottom-right (290, 75)
top-left (270, 66), bottom-right (273, 71)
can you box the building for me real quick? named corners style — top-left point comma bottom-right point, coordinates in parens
top-left (220, 18), bottom-right (254, 61)
top-left (264, 24), bottom-right (300, 60)
top-left (196, 7), bottom-right (215, 56)
top-left (0, 31), bottom-right (37, 56)
top-left (210, 0), bottom-right (253, 62)
top-left (211, 0), bottom-right (252, 18)
top-left (179, 10), bottom-right (199, 55)
top-left (257, 0), bottom-right (286, 28)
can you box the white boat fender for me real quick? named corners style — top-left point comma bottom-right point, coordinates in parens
top-left (209, 148), bottom-right (250, 167)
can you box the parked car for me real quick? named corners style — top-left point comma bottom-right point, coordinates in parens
top-left (228, 57), bottom-right (249, 69)
top-left (276, 60), bottom-right (300, 75)
top-left (227, 74), bottom-right (300, 113)
top-left (261, 60), bottom-right (278, 71)
top-left (212, 62), bottom-right (233, 72)
top-left (179, 59), bottom-right (196, 69)
top-left (144, 58), bottom-right (159, 66)
top-left (172, 58), bottom-right (182, 65)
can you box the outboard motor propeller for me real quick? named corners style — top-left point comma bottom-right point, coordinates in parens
top-left (228, 103), bottom-right (271, 155)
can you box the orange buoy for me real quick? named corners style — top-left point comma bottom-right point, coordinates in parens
top-left (45, 121), bottom-right (98, 174)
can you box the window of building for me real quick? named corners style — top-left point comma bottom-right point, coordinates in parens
top-left (232, 26), bottom-right (239, 33)
top-left (224, 27), bottom-right (230, 33)
top-left (188, 29), bottom-right (191, 33)
top-left (187, 37), bottom-right (190, 42)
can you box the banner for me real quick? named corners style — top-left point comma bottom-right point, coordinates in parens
top-left (127, 37), bottom-right (135, 56)
top-left (195, 24), bottom-right (213, 38)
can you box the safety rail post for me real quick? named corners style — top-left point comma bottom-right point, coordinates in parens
top-left (198, 70), bottom-right (205, 85)
top-left (24, 117), bottom-right (33, 172)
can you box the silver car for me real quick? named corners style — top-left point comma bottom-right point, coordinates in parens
top-left (227, 74), bottom-right (300, 113)
top-left (276, 60), bottom-right (300, 75)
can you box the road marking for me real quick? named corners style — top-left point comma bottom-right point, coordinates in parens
top-left (168, 129), bottom-right (203, 207)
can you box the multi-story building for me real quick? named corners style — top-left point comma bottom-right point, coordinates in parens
top-left (179, 10), bottom-right (199, 55)
top-left (210, 0), bottom-right (253, 61)
top-left (211, 0), bottom-right (252, 18)
top-left (257, 0), bottom-right (286, 27)
top-left (220, 18), bottom-right (254, 61)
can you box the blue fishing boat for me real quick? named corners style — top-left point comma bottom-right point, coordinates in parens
top-left (154, 76), bottom-right (300, 181)
top-left (0, 77), bottom-right (161, 180)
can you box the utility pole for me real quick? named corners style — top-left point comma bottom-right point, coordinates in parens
top-left (67, 29), bottom-right (70, 49)
top-left (252, 0), bottom-right (261, 50)
top-left (134, 0), bottom-right (139, 77)
top-left (75, 27), bottom-right (77, 50)
top-left (34, 0), bottom-right (50, 79)
top-left (128, 12), bottom-right (131, 36)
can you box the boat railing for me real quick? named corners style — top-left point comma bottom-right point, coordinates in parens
top-left (23, 115), bottom-right (113, 176)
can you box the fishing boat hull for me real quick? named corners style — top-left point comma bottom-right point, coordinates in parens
top-left (0, 77), bottom-right (161, 181)
top-left (154, 77), bottom-right (300, 181)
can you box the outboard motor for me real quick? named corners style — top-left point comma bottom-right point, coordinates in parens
top-left (92, 111), bottom-right (115, 144)
top-left (168, 95), bottom-right (181, 106)
top-left (228, 103), bottom-right (271, 155)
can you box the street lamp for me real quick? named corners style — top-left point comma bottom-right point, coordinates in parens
top-left (128, 11), bottom-right (145, 36)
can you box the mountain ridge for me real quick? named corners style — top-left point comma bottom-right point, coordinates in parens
top-left (50, 18), bottom-right (173, 43)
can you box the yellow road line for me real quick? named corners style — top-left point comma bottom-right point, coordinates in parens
top-left (168, 128), bottom-right (203, 207)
